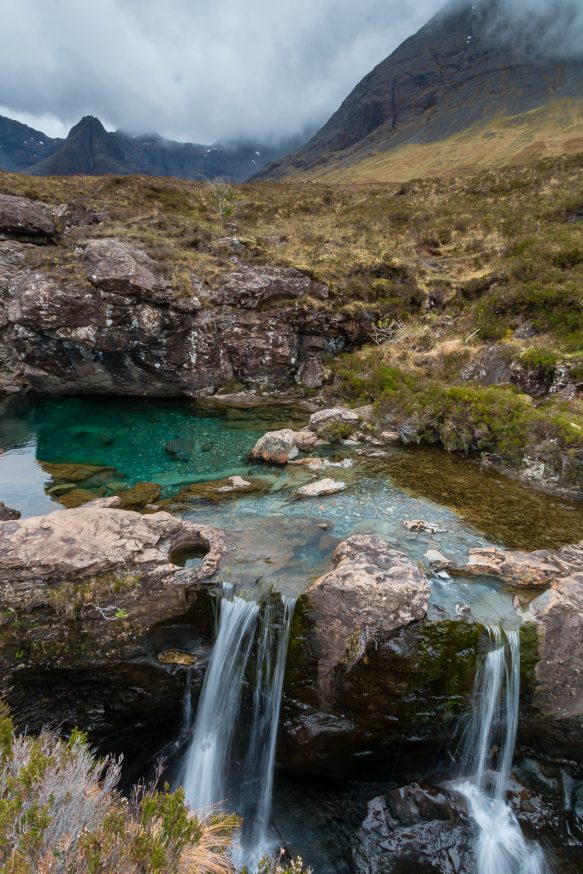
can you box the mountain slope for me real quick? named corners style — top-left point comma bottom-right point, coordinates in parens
top-left (256, 0), bottom-right (583, 182)
top-left (0, 115), bottom-right (301, 182)
top-left (0, 116), bottom-right (61, 173)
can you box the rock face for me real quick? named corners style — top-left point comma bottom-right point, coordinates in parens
top-left (521, 573), bottom-right (583, 761)
top-left (0, 234), bottom-right (361, 395)
top-left (0, 194), bottom-right (58, 244)
top-left (0, 499), bottom-right (224, 741)
top-left (466, 541), bottom-right (583, 587)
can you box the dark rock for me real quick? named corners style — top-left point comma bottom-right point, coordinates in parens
top-left (0, 501), bottom-right (20, 520)
top-left (353, 785), bottom-right (474, 874)
top-left (0, 236), bottom-right (360, 395)
top-left (460, 343), bottom-right (514, 387)
top-left (0, 194), bottom-right (57, 244)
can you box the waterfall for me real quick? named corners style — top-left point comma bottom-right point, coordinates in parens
top-left (238, 596), bottom-right (295, 867)
top-left (183, 590), bottom-right (259, 809)
top-left (455, 627), bottom-right (547, 874)
top-left (182, 587), bottom-right (295, 868)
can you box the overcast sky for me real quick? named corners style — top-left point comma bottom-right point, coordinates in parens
top-left (0, 0), bottom-right (581, 145)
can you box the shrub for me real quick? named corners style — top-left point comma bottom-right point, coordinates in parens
top-left (0, 707), bottom-right (238, 873)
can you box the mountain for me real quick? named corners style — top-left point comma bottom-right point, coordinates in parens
top-left (256, 0), bottom-right (583, 183)
top-left (0, 116), bottom-right (61, 172)
top-left (0, 115), bottom-right (303, 182)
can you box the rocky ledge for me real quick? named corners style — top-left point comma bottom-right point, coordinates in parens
top-left (0, 498), bottom-right (224, 741)
top-left (0, 194), bottom-right (366, 395)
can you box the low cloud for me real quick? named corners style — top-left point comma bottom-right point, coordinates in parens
top-left (0, 0), bottom-right (580, 145)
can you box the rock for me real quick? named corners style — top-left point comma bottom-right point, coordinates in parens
top-left (425, 549), bottom-right (455, 570)
top-left (165, 437), bottom-right (195, 461)
top-left (290, 457), bottom-right (353, 472)
top-left (0, 502), bottom-right (20, 521)
top-left (293, 428), bottom-right (318, 450)
top-left (41, 462), bottom-right (119, 483)
top-left (56, 487), bottom-right (100, 508)
top-left (249, 429), bottom-right (299, 464)
top-left (305, 535), bottom-right (430, 692)
top-left (161, 476), bottom-right (266, 507)
top-left (353, 785), bottom-right (474, 874)
top-left (309, 407), bottom-right (360, 434)
top-left (219, 475), bottom-right (251, 490)
top-left (0, 232), bottom-right (361, 396)
top-left (0, 194), bottom-right (57, 244)
top-left (116, 481), bottom-right (162, 510)
top-left (380, 429), bottom-right (400, 443)
top-left (460, 343), bottom-right (514, 386)
top-left (403, 519), bottom-right (447, 534)
top-left (521, 573), bottom-right (583, 761)
top-left (466, 541), bottom-right (583, 587)
top-left (0, 502), bottom-right (224, 742)
top-left (296, 478), bottom-right (347, 497)
top-left (157, 649), bottom-right (197, 667)
top-left (204, 260), bottom-right (329, 309)
top-left (549, 364), bottom-right (577, 401)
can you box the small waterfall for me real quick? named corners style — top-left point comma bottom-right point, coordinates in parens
top-left (182, 586), bottom-right (295, 868)
top-left (239, 596), bottom-right (295, 867)
top-left (183, 590), bottom-right (259, 809)
top-left (455, 627), bottom-right (547, 874)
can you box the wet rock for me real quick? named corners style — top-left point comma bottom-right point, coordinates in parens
top-left (520, 573), bottom-right (583, 761)
top-left (0, 502), bottom-right (20, 521)
top-left (425, 549), bottom-right (455, 570)
top-left (41, 462), bottom-right (120, 483)
top-left (403, 519), bottom-right (447, 534)
top-left (291, 457), bottom-right (353, 472)
top-left (304, 535), bottom-right (430, 693)
top-left (0, 194), bottom-right (58, 244)
top-left (353, 785), bottom-right (474, 874)
top-left (157, 649), bottom-right (197, 666)
top-left (57, 487), bottom-right (101, 508)
top-left (250, 428), bottom-right (299, 464)
top-left (296, 478), bottom-right (347, 498)
top-left (309, 407), bottom-right (360, 434)
top-left (466, 541), bottom-right (583, 587)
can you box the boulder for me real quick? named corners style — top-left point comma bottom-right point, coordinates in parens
top-left (466, 541), bottom-right (583, 587)
top-left (403, 519), bottom-right (447, 534)
top-left (353, 786), bottom-right (474, 874)
top-left (309, 407), bottom-right (360, 434)
top-left (0, 194), bottom-right (57, 244)
top-left (296, 477), bottom-right (347, 498)
top-left (304, 535), bottom-right (430, 693)
top-left (424, 549), bottom-right (455, 570)
top-left (293, 428), bottom-right (318, 451)
top-left (249, 428), bottom-right (299, 464)
top-left (206, 261), bottom-right (329, 309)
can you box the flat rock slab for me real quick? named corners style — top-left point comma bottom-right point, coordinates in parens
top-left (0, 498), bottom-right (224, 609)
top-left (466, 541), bottom-right (583, 587)
top-left (296, 477), bottom-right (347, 497)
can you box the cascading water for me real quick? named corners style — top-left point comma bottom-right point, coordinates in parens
top-left (455, 627), bottom-right (547, 874)
top-left (182, 585), bottom-right (295, 868)
top-left (183, 588), bottom-right (259, 809)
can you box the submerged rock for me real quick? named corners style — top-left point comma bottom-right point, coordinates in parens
top-left (296, 478), bottom-right (347, 498)
top-left (403, 519), bottom-right (447, 534)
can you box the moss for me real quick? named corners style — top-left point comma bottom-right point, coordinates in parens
top-left (519, 347), bottom-right (559, 377)
top-left (318, 420), bottom-right (357, 441)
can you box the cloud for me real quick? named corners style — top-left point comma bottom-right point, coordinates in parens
top-left (0, 0), bottom-right (441, 143)
top-left (0, 1), bottom-right (580, 145)
top-left (479, 0), bottom-right (583, 59)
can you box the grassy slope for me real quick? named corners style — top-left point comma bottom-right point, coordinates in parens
top-left (0, 152), bottom-right (582, 484)
top-left (291, 99), bottom-right (583, 184)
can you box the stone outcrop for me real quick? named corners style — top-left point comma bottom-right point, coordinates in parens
top-left (0, 194), bottom-right (58, 244)
top-left (0, 229), bottom-right (363, 395)
top-left (279, 535), bottom-right (475, 775)
top-left (520, 573), bottom-right (583, 761)
top-left (466, 541), bottom-right (583, 587)
top-left (0, 499), bottom-right (224, 742)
